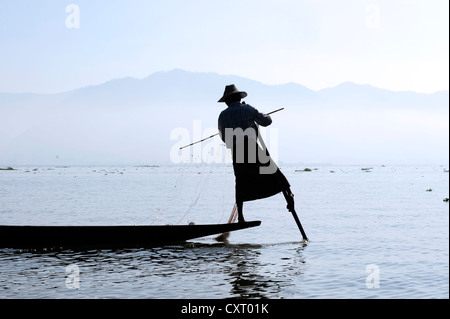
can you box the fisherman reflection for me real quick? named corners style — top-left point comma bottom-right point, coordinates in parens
top-left (227, 248), bottom-right (282, 298)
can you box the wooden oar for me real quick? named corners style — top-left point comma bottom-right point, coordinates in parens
top-left (290, 208), bottom-right (309, 243)
top-left (216, 204), bottom-right (238, 241)
top-left (282, 189), bottom-right (309, 243)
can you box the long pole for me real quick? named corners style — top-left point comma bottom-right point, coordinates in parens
top-left (290, 208), bottom-right (309, 243)
top-left (179, 108), bottom-right (284, 150)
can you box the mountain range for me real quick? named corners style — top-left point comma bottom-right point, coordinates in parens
top-left (0, 69), bottom-right (448, 165)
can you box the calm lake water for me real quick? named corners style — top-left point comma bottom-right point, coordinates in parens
top-left (0, 164), bottom-right (448, 298)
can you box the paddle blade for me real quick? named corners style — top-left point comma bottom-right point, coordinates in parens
top-left (215, 232), bottom-right (230, 242)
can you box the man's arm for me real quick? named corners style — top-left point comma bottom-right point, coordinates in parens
top-left (251, 106), bottom-right (272, 127)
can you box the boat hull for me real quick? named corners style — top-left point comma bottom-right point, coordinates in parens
top-left (0, 221), bottom-right (261, 249)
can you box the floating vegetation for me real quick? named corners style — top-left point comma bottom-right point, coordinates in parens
top-left (0, 167), bottom-right (14, 171)
top-left (295, 168), bottom-right (312, 172)
top-left (361, 167), bottom-right (373, 172)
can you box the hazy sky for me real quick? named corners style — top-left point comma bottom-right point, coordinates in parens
top-left (0, 0), bottom-right (448, 94)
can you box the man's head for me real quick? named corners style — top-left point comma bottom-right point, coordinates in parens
top-left (218, 84), bottom-right (247, 105)
top-left (224, 93), bottom-right (242, 106)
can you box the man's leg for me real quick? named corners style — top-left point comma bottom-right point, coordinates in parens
top-left (237, 201), bottom-right (245, 223)
top-left (282, 188), bottom-right (295, 212)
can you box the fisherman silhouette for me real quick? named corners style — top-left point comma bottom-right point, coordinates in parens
top-left (217, 84), bottom-right (296, 223)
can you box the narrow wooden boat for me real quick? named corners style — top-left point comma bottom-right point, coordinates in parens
top-left (0, 221), bottom-right (261, 249)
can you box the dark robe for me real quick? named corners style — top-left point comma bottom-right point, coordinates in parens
top-left (232, 137), bottom-right (290, 203)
